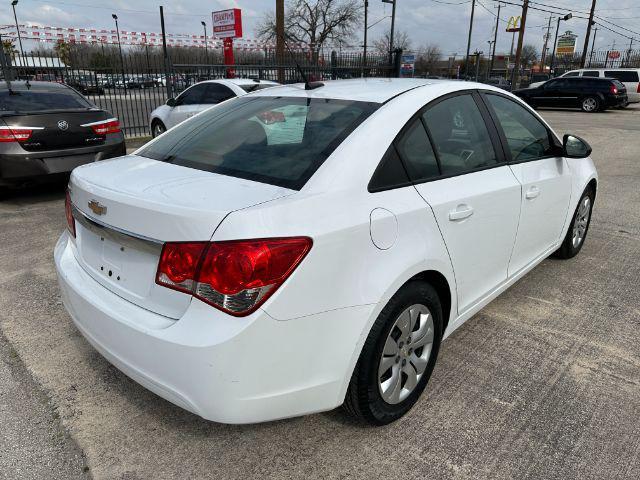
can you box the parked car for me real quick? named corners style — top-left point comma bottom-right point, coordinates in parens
top-left (65, 75), bottom-right (105, 96)
top-left (530, 68), bottom-right (640, 103)
top-left (0, 81), bottom-right (125, 191)
top-left (483, 77), bottom-right (511, 90)
top-left (149, 79), bottom-right (280, 136)
top-left (56, 78), bottom-right (597, 425)
top-left (514, 76), bottom-right (628, 112)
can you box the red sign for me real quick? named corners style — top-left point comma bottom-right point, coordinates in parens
top-left (212, 9), bottom-right (242, 39)
top-left (608, 50), bottom-right (621, 59)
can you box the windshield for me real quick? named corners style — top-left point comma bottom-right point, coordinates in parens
top-left (239, 83), bottom-right (277, 93)
top-left (0, 89), bottom-right (93, 113)
top-left (137, 96), bottom-right (378, 190)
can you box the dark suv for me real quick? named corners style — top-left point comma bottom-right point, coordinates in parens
top-left (514, 77), bottom-right (628, 112)
top-left (1, 81), bottom-right (125, 190)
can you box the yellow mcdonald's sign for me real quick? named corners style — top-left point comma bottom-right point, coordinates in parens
top-left (506, 16), bottom-right (521, 32)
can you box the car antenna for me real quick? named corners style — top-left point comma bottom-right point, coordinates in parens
top-left (282, 34), bottom-right (323, 90)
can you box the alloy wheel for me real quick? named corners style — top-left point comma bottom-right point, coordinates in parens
top-left (378, 304), bottom-right (434, 405)
top-left (572, 196), bottom-right (591, 248)
top-left (583, 98), bottom-right (597, 112)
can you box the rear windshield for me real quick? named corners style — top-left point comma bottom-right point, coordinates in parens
top-left (137, 96), bottom-right (378, 190)
top-left (239, 83), bottom-right (277, 93)
top-left (604, 71), bottom-right (640, 82)
top-left (0, 89), bottom-right (92, 113)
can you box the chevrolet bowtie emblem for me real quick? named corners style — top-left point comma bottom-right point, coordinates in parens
top-left (88, 200), bottom-right (107, 216)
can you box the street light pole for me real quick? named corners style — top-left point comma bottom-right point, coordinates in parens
top-left (201, 21), bottom-right (208, 62)
top-left (550, 13), bottom-right (572, 75)
top-left (11, 1), bottom-right (25, 67)
top-left (363, 0), bottom-right (368, 75)
top-left (489, 2), bottom-right (501, 77)
top-left (464, 0), bottom-right (476, 79)
top-left (381, 0), bottom-right (397, 65)
top-left (112, 14), bottom-right (127, 95)
top-left (588, 27), bottom-right (598, 67)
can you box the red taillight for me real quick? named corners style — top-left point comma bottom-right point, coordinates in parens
top-left (156, 237), bottom-right (312, 316)
top-left (610, 85), bottom-right (618, 94)
top-left (0, 126), bottom-right (34, 142)
top-left (84, 118), bottom-right (121, 135)
top-left (65, 190), bottom-right (76, 238)
top-left (636, 83), bottom-right (640, 93)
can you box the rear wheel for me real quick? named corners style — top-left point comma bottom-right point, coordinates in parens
top-left (581, 96), bottom-right (600, 113)
top-left (151, 120), bottom-right (166, 138)
top-left (343, 282), bottom-right (443, 425)
top-left (555, 187), bottom-right (594, 259)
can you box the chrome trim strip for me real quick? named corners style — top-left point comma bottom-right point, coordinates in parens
top-left (71, 205), bottom-right (163, 255)
top-left (79, 117), bottom-right (118, 127)
top-left (0, 126), bottom-right (45, 130)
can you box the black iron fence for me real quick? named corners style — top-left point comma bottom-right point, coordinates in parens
top-left (1, 47), bottom-right (399, 137)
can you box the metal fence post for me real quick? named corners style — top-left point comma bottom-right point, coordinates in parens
top-left (393, 48), bottom-right (403, 78)
top-left (331, 50), bottom-right (338, 80)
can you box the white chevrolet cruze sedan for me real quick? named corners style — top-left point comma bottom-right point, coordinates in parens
top-left (55, 78), bottom-right (597, 425)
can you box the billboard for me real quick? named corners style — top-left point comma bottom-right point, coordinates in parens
top-left (556, 33), bottom-right (577, 55)
top-left (506, 16), bottom-right (521, 32)
top-left (400, 53), bottom-right (416, 77)
top-left (212, 9), bottom-right (242, 38)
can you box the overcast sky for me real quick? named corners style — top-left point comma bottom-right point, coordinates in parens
top-left (1, 0), bottom-right (638, 57)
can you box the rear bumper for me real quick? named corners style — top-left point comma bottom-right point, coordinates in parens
top-left (0, 137), bottom-right (125, 185)
top-left (54, 232), bottom-right (373, 423)
top-left (605, 94), bottom-right (628, 108)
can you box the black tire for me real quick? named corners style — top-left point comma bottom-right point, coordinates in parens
top-left (555, 187), bottom-right (595, 259)
top-left (581, 96), bottom-right (601, 113)
top-left (151, 119), bottom-right (166, 138)
top-left (343, 281), bottom-right (443, 425)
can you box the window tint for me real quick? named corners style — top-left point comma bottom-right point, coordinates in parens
top-left (563, 71), bottom-right (580, 77)
top-left (0, 89), bottom-right (92, 112)
top-left (486, 94), bottom-right (554, 161)
top-left (604, 70), bottom-right (640, 82)
top-left (422, 94), bottom-right (498, 175)
top-left (201, 84), bottom-right (235, 104)
top-left (368, 146), bottom-right (410, 192)
top-left (138, 96), bottom-right (377, 190)
top-left (582, 71), bottom-right (600, 77)
top-left (176, 84), bottom-right (206, 105)
top-left (395, 119), bottom-right (439, 182)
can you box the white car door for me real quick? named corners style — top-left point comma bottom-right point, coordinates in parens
top-left (166, 84), bottom-right (208, 128)
top-left (402, 92), bottom-right (521, 314)
top-left (482, 92), bottom-right (572, 276)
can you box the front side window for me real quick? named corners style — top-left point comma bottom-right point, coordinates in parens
top-left (176, 84), bottom-right (206, 105)
top-left (138, 96), bottom-right (377, 190)
top-left (422, 94), bottom-right (498, 175)
top-left (485, 94), bottom-right (555, 161)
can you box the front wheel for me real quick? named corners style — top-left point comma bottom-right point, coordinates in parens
top-left (343, 282), bottom-right (443, 425)
top-left (581, 96), bottom-right (601, 113)
top-left (555, 188), bottom-right (595, 259)
top-left (151, 120), bottom-right (167, 138)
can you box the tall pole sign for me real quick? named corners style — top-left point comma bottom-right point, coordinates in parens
top-left (212, 8), bottom-right (242, 78)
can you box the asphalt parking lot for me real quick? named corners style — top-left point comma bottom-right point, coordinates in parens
top-left (1, 106), bottom-right (639, 479)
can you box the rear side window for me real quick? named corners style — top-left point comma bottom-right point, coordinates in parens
top-left (138, 96), bottom-right (377, 190)
top-left (605, 71), bottom-right (639, 82)
top-left (582, 71), bottom-right (600, 77)
top-left (0, 88), bottom-right (92, 113)
top-left (395, 119), bottom-right (439, 182)
top-left (485, 94), bottom-right (554, 162)
top-left (422, 94), bottom-right (498, 175)
top-left (368, 146), bottom-right (410, 192)
top-left (563, 72), bottom-right (580, 77)
top-left (201, 84), bottom-right (235, 104)
top-left (176, 84), bottom-right (206, 105)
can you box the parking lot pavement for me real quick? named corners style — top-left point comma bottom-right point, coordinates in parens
top-left (1, 106), bottom-right (639, 480)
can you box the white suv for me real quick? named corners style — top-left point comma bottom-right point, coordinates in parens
top-left (530, 68), bottom-right (640, 103)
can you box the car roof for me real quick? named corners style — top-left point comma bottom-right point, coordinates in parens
top-left (199, 79), bottom-right (279, 86)
top-left (252, 77), bottom-right (462, 103)
top-left (0, 80), bottom-right (69, 92)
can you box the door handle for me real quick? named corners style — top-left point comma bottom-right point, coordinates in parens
top-left (449, 204), bottom-right (474, 221)
top-left (525, 186), bottom-right (540, 200)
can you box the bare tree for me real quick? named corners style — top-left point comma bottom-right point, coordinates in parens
top-left (373, 30), bottom-right (411, 56)
top-left (257, 0), bottom-right (362, 57)
top-left (521, 44), bottom-right (538, 68)
top-left (415, 44), bottom-right (442, 75)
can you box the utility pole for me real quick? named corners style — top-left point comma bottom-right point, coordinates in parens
top-left (473, 50), bottom-right (483, 82)
top-left (464, 0), bottom-right (476, 79)
top-left (489, 2), bottom-right (501, 76)
top-left (512, 0), bottom-right (529, 88)
top-left (276, 0), bottom-right (285, 83)
top-left (382, 0), bottom-right (397, 65)
top-left (363, 0), bottom-right (368, 74)
top-left (201, 21), bottom-right (208, 62)
top-left (580, 0), bottom-right (597, 67)
top-left (624, 37), bottom-right (634, 68)
top-left (588, 27), bottom-right (598, 67)
top-left (540, 15), bottom-right (552, 72)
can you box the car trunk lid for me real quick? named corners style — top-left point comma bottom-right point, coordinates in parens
top-left (68, 155), bottom-right (295, 319)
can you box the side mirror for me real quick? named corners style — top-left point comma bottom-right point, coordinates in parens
top-left (563, 134), bottom-right (592, 158)
top-left (166, 97), bottom-right (176, 107)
